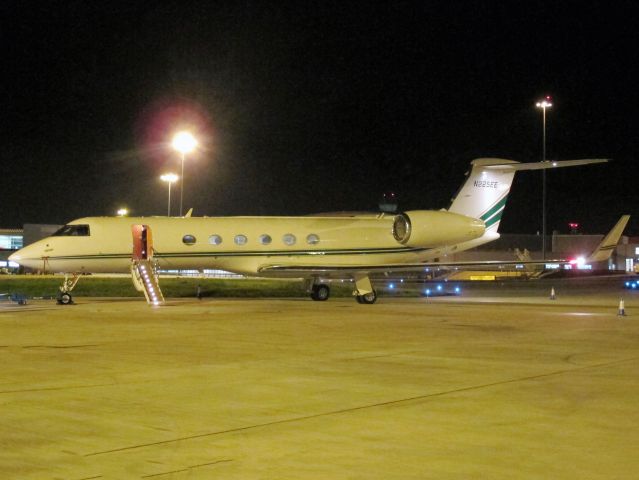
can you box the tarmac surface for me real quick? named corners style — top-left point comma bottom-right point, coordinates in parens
top-left (1, 278), bottom-right (639, 479)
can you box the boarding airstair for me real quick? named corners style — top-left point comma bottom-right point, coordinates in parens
top-left (131, 224), bottom-right (165, 305)
top-left (131, 259), bottom-right (164, 305)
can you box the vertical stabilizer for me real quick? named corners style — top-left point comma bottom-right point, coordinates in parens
top-left (448, 158), bottom-right (518, 232)
top-left (586, 215), bottom-right (630, 263)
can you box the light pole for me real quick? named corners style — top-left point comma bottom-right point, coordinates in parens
top-left (536, 96), bottom-right (552, 260)
top-left (160, 173), bottom-right (179, 216)
top-left (171, 131), bottom-right (198, 216)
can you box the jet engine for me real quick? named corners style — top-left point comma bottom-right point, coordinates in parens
top-left (392, 210), bottom-right (485, 247)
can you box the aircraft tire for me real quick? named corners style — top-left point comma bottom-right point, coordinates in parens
top-left (58, 293), bottom-right (73, 305)
top-left (358, 290), bottom-right (377, 304)
top-left (311, 284), bottom-right (330, 301)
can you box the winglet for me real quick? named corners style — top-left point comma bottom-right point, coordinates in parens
top-left (184, 208), bottom-right (193, 218)
top-left (586, 215), bottom-right (630, 263)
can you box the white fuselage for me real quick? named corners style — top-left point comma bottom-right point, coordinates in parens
top-left (10, 158), bottom-right (609, 282)
top-left (10, 211), bottom-right (486, 276)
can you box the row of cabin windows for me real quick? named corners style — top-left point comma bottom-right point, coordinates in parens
top-left (182, 233), bottom-right (320, 246)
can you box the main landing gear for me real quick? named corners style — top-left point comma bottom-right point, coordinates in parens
top-left (353, 274), bottom-right (377, 304)
top-left (310, 283), bottom-right (330, 301)
top-left (306, 275), bottom-right (378, 304)
top-left (355, 290), bottom-right (377, 304)
top-left (57, 273), bottom-right (81, 305)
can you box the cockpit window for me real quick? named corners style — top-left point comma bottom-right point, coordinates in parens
top-left (52, 224), bottom-right (91, 236)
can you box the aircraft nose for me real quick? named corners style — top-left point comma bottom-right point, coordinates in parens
top-left (8, 245), bottom-right (39, 269)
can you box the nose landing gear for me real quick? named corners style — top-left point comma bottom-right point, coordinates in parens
top-left (57, 292), bottom-right (73, 305)
top-left (56, 273), bottom-right (81, 305)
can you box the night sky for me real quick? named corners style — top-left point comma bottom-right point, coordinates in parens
top-left (2, 1), bottom-right (639, 235)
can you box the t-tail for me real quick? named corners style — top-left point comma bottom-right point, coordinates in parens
top-left (448, 157), bottom-right (609, 248)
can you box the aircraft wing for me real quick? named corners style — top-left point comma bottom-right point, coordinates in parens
top-left (258, 259), bottom-right (561, 277)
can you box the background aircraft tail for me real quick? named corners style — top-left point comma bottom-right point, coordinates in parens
top-left (586, 215), bottom-right (630, 263)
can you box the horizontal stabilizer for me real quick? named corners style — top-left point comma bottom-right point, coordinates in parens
top-left (483, 158), bottom-right (608, 171)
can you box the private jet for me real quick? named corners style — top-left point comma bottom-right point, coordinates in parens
top-left (10, 158), bottom-right (611, 305)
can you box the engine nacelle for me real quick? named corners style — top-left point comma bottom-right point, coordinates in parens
top-left (392, 210), bottom-right (485, 247)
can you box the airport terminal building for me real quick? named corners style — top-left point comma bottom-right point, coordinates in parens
top-left (0, 228), bottom-right (23, 271)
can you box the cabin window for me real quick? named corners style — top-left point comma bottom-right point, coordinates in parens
top-left (306, 234), bottom-right (320, 245)
top-left (259, 234), bottom-right (272, 245)
top-left (234, 234), bottom-right (248, 246)
top-left (182, 234), bottom-right (197, 245)
top-left (53, 224), bottom-right (90, 236)
top-left (282, 233), bottom-right (296, 246)
top-left (209, 235), bottom-right (222, 245)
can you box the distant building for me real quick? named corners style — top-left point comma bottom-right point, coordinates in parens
top-left (0, 228), bottom-right (23, 270)
top-left (0, 228), bottom-right (23, 250)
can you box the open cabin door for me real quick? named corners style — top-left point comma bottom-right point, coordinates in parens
top-left (130, 225), bottom-right (165, 305)
top-left (132, 224), bottom-right (152, 261)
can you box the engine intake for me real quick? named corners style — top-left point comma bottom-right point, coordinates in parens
top-left (393, 211), bottom-right (485, 247)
